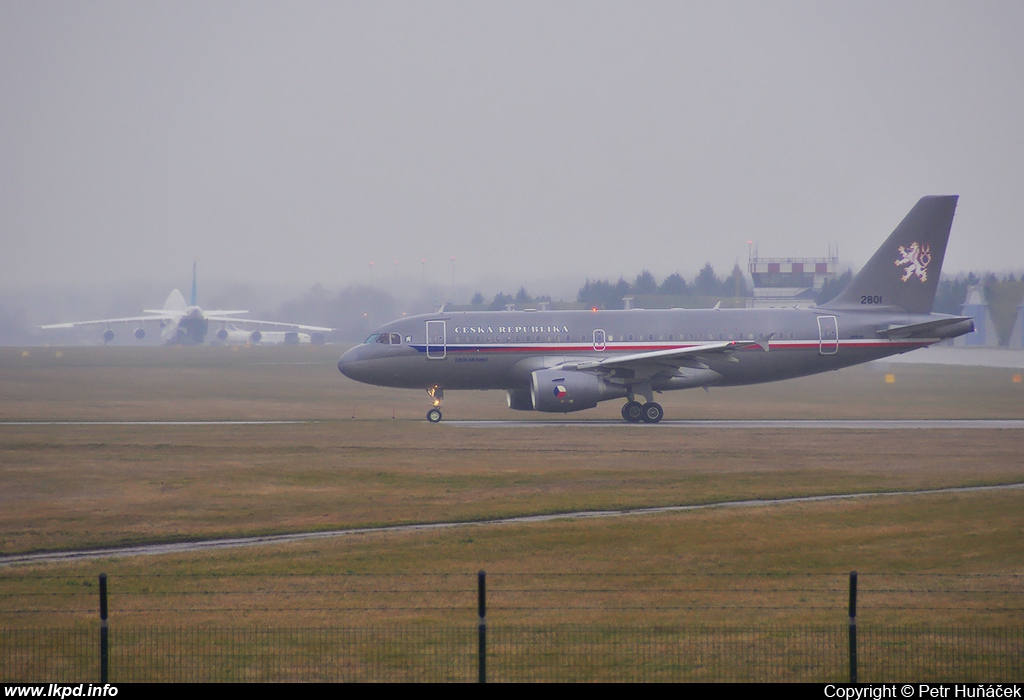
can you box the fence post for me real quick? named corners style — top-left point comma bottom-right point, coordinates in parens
top-left (478, 570), bottom-right (487, 683)
top-left (848, 570), bottom-right (857, 684)
top-left (99, 573), bottom-right (108, 683)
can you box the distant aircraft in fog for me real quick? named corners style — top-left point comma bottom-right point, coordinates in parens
top-left (339, 196), bottom-right (974, 422)
top-left (40, 263), bottom-right (334, 345)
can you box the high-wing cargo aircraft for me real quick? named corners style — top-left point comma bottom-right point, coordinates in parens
top-left (41, 264), bottom-right (335, 345)
top-left (338, 196), bottom-right (974, 423)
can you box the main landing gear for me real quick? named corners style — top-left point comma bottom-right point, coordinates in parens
top-left (621, 400), bottom-right (664, 424)
top-left (426, 386), bottom-right (444, 423)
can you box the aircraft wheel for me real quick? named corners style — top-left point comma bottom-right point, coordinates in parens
top-left (621, 401), bottom-right (644, 423)
top-left (426, 408), bottom-right (443, 423)
top-left (641, 402), bottom-right (664, 424)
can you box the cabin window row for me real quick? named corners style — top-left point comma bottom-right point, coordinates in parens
top-left (446, 331), bottom-right (796, 344)
top-left (366, 332), bottom-right (801, 345)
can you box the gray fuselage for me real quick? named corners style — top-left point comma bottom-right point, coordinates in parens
top-left (337, 306), bottom-right (963, 393)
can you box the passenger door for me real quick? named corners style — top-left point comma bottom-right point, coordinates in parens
top-left (817, 315), bottom-right (838, 355)
top-left (426, 320), bottom-right (447, 359)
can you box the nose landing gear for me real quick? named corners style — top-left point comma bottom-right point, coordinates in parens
top-left (426, 386), bottom-right (444, 423)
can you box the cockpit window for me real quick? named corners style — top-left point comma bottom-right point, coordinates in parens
top-left (366, 332), bottom-right (403, 345)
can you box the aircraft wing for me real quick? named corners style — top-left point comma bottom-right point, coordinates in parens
top-left (560, 339), bottom-right (769, 372)
top-left (40, 313), bottom-right (177, 330)
top-left (205, 315), bottom-right (336, 333)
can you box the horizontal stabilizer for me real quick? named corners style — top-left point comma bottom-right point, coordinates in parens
top-left (879, 316), bottom-right (975, 339)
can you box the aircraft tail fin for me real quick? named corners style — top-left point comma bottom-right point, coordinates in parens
top-left (821, 195), bottom-right (958, 314)
top-left (190, 262), bottom-right (198, 307)
top-left (163, 289), bottom-right (188, 311)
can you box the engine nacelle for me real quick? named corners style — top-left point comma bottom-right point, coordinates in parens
top-left (506, 387), bottom-right (534, 411)
top-left (134, 328), bottom-right (146, 339)
top-left (250, 330), bottom-right (262, 343)
top-left (103, 329), bottom-right (115, 342)
top-left (530, 368), bottom-right (625, 413)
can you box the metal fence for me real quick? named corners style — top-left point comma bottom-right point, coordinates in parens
top-left (3, 570), bottom-right (1022, 682)
top-left (3, 625), bottom-right (1022, 682)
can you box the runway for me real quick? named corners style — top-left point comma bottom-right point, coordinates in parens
top-left (444, 419), bottom-right (1024, 429)
top-left (0, 420), bottom-right (308, 426)
top-left (3, 419), bottom-right (1019, 429)
top-left (3, 482), bottom-right (1022, 567)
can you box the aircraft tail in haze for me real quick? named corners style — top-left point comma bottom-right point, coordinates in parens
top-left (162, 289), bottom-right (188, 312)
top-left (821, 195), bottom-right (957, 314)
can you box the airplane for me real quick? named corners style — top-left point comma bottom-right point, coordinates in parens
top-left (40, 263), bottom-right (335, 345)
top-left (338, 196), bottom-right (975, 423)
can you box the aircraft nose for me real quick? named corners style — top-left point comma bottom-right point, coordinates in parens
top-left (338, 344), bottom-right (379, 382)
top-left (337, 346), bottom-right (360, 379)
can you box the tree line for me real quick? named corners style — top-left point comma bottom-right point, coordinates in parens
top-left (575, 263), bottom-right (751, 309)
top-left (3, 270), bottom-right (1022, 345)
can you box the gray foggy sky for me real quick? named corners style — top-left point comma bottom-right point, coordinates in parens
top-left (2, 1), bottom-right (1023, 300)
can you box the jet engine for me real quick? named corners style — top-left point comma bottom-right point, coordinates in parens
top-left (506, 387), bottom-right (534, 411)
top-left (529, 368), bottom-right (625, 413)
top-left (103, 329), bottom-right (115, 342)
top-left (134, 328), bottom-right (146, 339)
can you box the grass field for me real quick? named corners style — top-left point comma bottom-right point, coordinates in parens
top-left (0, 345), bottom-right (1021, 630)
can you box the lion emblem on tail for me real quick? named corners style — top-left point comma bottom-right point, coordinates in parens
top-left (894, 242), bottom-right (932, 282)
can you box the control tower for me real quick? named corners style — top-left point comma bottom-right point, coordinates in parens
top-left (746, 245), bottom-right (839, 308)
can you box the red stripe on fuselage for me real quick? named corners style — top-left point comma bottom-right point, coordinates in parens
top-left (430, 339), bottom-right (932, 355)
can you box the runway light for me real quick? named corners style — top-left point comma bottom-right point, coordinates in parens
top-left (1013, 374), bottom-right (1022, 384)
top-left (21, 350), bottom-right (29, 358)
top-left (885, 373), bottom-right (896, 384)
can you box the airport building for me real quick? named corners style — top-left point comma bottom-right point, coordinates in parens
top-left (745, 247), bottom-right (839, 308)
